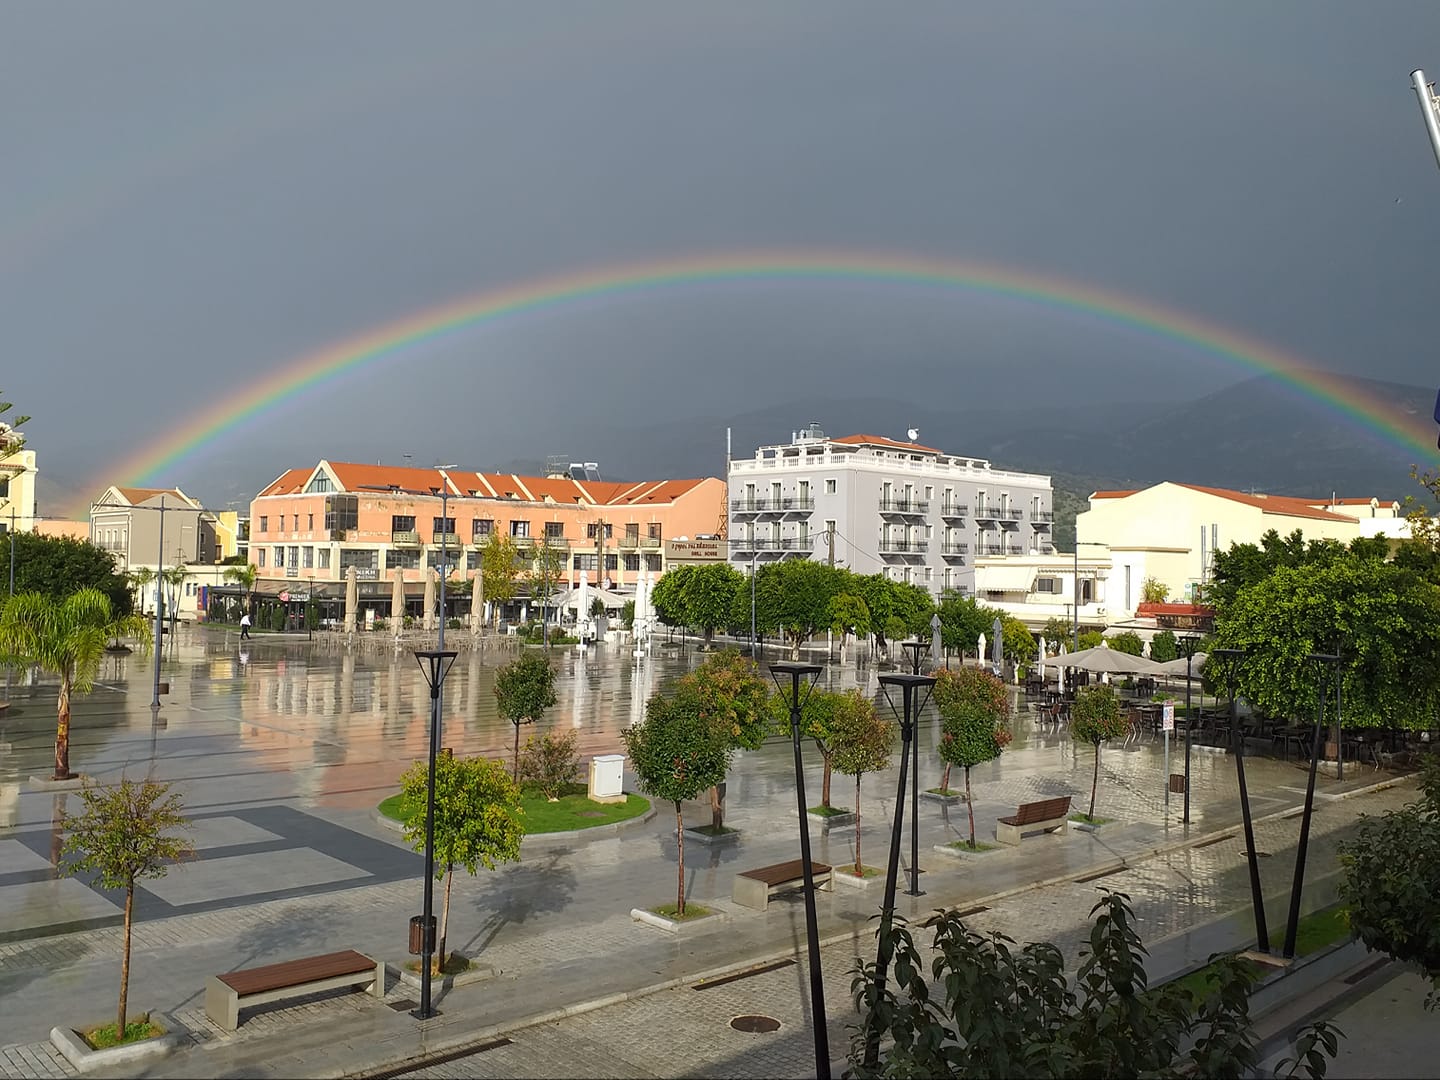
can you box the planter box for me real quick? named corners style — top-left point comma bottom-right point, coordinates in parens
top-left (832, 867), bottom-right (885, 889)
top-left (921, 789), bottom-right (966, 806)
top-left (630, 906), bottom-right (725, 934)
top-left (393, 954), bottom-right (495, 991)
top-left (1069, 817), bottom-right (1110, 833)
top-left (933, 841), bottom-right (1002, 860)
top-left (808, 810), bottom-right (856, 831)
top-left (683, 826), bottom-right (741, 847)
top-left (51, 1012), bottom-right (186, 1074)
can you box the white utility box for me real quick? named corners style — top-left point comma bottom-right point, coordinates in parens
top-left (588, 754), bottom-right (627, 804)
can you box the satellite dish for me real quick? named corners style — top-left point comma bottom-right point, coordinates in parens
top-left (907, 428), bottom-right (919, 441)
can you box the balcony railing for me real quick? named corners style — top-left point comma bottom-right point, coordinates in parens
top-left (974, 505), bottom-right (1000, 519)
top-left (431, 532), bottom-right (462, 548)
top-left (1032, 509), bottom-right (1055, 522)
top-left (940, 542), bottom-right (968, 555)
top-left (730, 498), bottom-right (770, 512)
top-left (619, 535), bottom-right (639, 548)
top-left (878, 498), bottom-right (930, 514)
top-left (940, 502), bottom-right (968, 518)
top-left (640, 536), bottom-right (661, 549)
top-left (1030, 517), bottom-right (1052, 528)
top-left (729, 537), bottom-right (807, 552)
top-left (539, 535), bottom-right (569, 549)
top-left (1000, 507), bottom-right (1023, 521)
top-left (979, 543), bottom-right (1004, 555)
top-left (471, 531), bottom-right (494, 545)
top-left (878, 538), bottom-right (928, 554)
top-left (390, 530), bottom-right (420, 546)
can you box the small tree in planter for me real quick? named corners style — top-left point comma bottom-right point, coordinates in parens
top-left (622, 693), bottom-right (730, 917)
top-left (494, 653), bottom-right (558, 781)
top-left (60, 778), bottom-right (191, 1045)
top-left (396, 754), bottom-right (524, 974)
top-left (932, 667), bottom-right (1013, 849)
top-left (829, 690), bottom-right (894, 876)
top-left (771, 685), bottom-right (844, 812)
top-left (519, 729), bottom-right (580, 800)
top-left (1071, 684), bottom-right (1128, 823)
top-left (670, 649), bottom-right (772, 832)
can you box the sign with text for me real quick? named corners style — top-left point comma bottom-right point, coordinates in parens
top-left (1162, 702), bottom-right (1175, 732)
top-left (665, 539), bottom-right (725, 562)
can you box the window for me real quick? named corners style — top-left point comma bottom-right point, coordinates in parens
top-left (0, 477), bottom-right (7, 499)
top-left (924, 567), bottom-right (932, 581)
top-left (287, 546), bottom-right (299, 568)
top-left (259, 516), bottom-right (268, 533)
top-left (623, 523), bottom-right (637, 539)
top-left (647, 522), bottom-right (661, 539)
top-left (473, 518), bottom-right (493, 539)
top-left (924, 486), bottom-right (933, 501)
top-left (303, 546), bottom-right (314, 568)
top-left (605, 554), bottom-right (618, 571)
top-left (432, 516), bottom-right (456, 535)
top-left (544, 522), bottom-right (564, 540)
top-left (324, 495), bottom-right (358, 533)
top-left (317, 548), bottom-right (330, 569)
top-left (644, 553), bottom-right (662, 571)
top-left (510, 520), bottom-right (529, 538)
top-left (825, 479), bottom-right (836, 494)
top-left (392, 515), bottom-right (416, 532)
top-left (307, 475), bottom-right (332, 493)
top-left (340, 548), bottom-right (378, 569)
top-left (389, 548), bottom-right (421, 569)
top-left (573, 554), bottom-right (598, 570)
top-left (257, 549), bottom-right (265, 567)
top-left (274, 546), bottom-right (285, 567)
top-left (623, 554), bottom-right (640, 571)
top-left (307, 513), bottom-right (314, 530)
top-left (292, 515), bottom-right (300, 531)
top-left (467, 551), bottom-right (481, 569)
top-left (1036, 576), bottom-right (1060, 594)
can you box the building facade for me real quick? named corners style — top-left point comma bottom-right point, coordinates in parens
top-left (89, 485), bottom-right (223, 619)
top-left (0, 448), bottom-right (38, 534)
top-left (726, 425), bottom-right (1054, 597)
top-left (246, 461), bottom-right (725, 623)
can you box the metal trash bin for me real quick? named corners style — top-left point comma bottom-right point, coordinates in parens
top-left (157, 681), bottom-right (170, 695)
top-left (408, 914), bottom-right (436, 955)
top-left (1169, 773), bottom-right (1187, 794)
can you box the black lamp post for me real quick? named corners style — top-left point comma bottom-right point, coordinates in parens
top-left (865, 671), bottom-right (937, 1067)
top-left (1212, 647), bottom-right (1268, 953)
top-left (898, 641), bottom-right (927, 897)
top-left (1179, 634), bottom-right (1202, 825)
top-left (411, 648), bottom-right (457, 1020)
top-left (1284, 651), bottom-right (1341, 958)
top-left (768, 660), bottom-right (829, 1080)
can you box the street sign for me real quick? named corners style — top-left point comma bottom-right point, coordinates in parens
top-left (1162, 702), bottom-right (1175, 732)
top-left (279, 591), bottom-right (290, 603)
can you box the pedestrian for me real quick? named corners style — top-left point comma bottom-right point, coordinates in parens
top-left (240, 611), bottom-right (251, 640)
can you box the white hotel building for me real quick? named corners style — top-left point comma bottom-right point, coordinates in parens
top-left (726, 425), bottom-right (1054, 597)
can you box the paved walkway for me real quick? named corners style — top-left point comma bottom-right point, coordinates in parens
top-left (0, 632), bottom-right (1420, 1077)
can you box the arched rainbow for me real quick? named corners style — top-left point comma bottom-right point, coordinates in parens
top-left (77, 251), bottom-right (1434, 513)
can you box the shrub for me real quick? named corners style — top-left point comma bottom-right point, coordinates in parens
top-left (519, 730), bottom-right (581, 800)
top-left (1107, 631), bottom-right (1144, 656)
top-left (1150, 629), bottom-right (1179, 664)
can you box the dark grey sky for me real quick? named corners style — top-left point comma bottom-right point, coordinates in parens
top-left (6, 2), bottom-right (1440, 507)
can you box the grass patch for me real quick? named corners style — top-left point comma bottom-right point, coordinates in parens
top-left (1069, 812), bottom-right (1114, 826)
top-left (83, 1016), bottom-right (160, 1050)
top-left (652, 903), bottom-right (713, 921)
top-left (403, 953), bottom-right (472, 977)
top-left (1162, 906), bottom-right (1353, 1000)
top-left (947, 839), bottom-right (1000, 853)
top-left (926, 787), bottom-right (964, 797)
top-left (836, 864), bottom-right (884, 878)
top-left (379, 784), bottom-right (650, 835)
top-left (808, 804), bottom-right (853, 817)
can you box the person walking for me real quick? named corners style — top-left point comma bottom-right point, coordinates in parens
top-left (240, 611), bottom-right (251, 640)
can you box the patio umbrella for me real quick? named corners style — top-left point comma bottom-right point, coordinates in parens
top-left (391, 570), bottom-right (405, 638)
top-left (977, 632), bottom-right (986, 665)
top-left (1059, 643), bottom-right (1165, 675)
top-left (578, 570), bottom-right (589, 637)
top-left (1038, 636), bottom-right (1047, 681)
top-left (343, 565), bottom-right (358, 634)
top-left (1152, 651), bottom-right (1208, 678)
top-left (1057, 644), bottom-right (1066, 695)
top-left (422, 568), bottom-right (436, 633)
top-left (470, 569), bottom-right (483, 636)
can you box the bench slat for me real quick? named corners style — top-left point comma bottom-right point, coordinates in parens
top-left (738, 859), bottom-right (831, 887)
top-left (218, 950), bottom-right (376, 996)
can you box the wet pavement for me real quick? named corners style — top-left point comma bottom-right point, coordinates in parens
top-left (0, 626), bottom-right (1419, 1077)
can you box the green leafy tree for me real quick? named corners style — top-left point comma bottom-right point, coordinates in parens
top-left (1077, 629), bottom-right (1106, 650)
top-left (830, 689), bottom-right (894, 876)
top-left (222, 562), bottom-right (257, 618)
top-left (622, 693), bottom-right (731, 915)
top-left (528, 537), bottom-right (566, 636)
top-left (1071, 684), bottom-right (1128, 821)
top-left (682, 562), bottom-right (744, 647)
top-left (620, 599), bottom-right (635, 629)
top-left (126, 567), bottom-right (156, 617)
top-left (1001, 616), bottom-right (1037, 666)
top-left (848, 889), bottom-right (1340, 1079)
top-left (305, 599), bottom-right (320, 631)
top-left (1106, 631), bottom-right (1144, 656)
top-left (772, 685), bottom-right (844, 808)
top-left (494, 653), bottom-right (558, 779)
top-left (1208, 528), bottom-right (1390, 613)
top-left (1211, 557), bottom-right (1440, 730)
top-left (1042, 616), bottom-right (1073, 645)
top-left (650, 565), bottom-right (691, 628)
top-left (1149, 630), bottom-right (1179, 664)
top-left (859, 575), bottom-right (935, 656)
top-left (671, 649), bottom-right (772, 829)
top-left (3, 532), bottom-right (133, 615)
top-left (0, 589), bottom-right (150, 779)
top-left (479, 534), bottom-right (521, 629)
top-left (1338, 753), bottom-right (1440, 1007)
top-left (757, 560), bottom-right (849, 659)
top-left (933, 667), bottom-right (1013, 847)
top-left (940, 594), bottom-right (998, 659)
top-left (61, 779), bottom-right (191, 1040)
top-left (829, 591), bottom-right (872, 650)
top-left (162, 564), bottom-right (187, 624)
top-left (0, 392), bottom-right (30, 455)
top-left (397, 754), bottom-right (524, 972)
top-left (519, 729), bottom-right (581, 800)
top-left (1141, 576), bottom-right (1170, 604)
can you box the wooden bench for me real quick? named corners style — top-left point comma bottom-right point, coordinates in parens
top-left (205, 949), bottom-right (384, 1031)
top-left (733, 859), bottom-right (832, 910)
top-left (995, 796), bottom-right (1072, 846)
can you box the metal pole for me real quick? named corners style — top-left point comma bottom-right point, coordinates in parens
top-left (1411, 70), bottom-right (1440, 172)
top-left (1183, 647), bottom-right (1193, 824)
top-left (8, 505), bottom-right (14, 596)
top-left (786, 669), bottom-right (830, 1080)
top-left (1072, 544), bottom-right (1079, 650)
top-left (152, 497), bottom-right (165, 709)
top-left (1284, 658), bottom-right (1331, 957)
top-left (1226, 656), bottom-right (1269, 952)
top-left (865, 681), bottom-right (915, 1068)
top-left (901, 643), bottom-right (924, 897)
top-left (750, 553), bottom-right (757, 659)
top-left (418, 671), bottom-right (440, 1018)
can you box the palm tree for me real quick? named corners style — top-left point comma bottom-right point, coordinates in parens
top-left (222, 562), bottom-right (257, 622)
top-left (0, 589), bottom-right (150, 779)
top-left (127, 567), bottom-right (156, 616)
top-left (162, 564), bottom-right (188, 626)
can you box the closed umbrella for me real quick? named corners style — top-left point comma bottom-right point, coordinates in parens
top-left (343, 565), bottom-right (358, 635)
top-left (977, 632), bottom-right (986, 666)
top-left (930, 613), bottom-right (942, 668)
top-left (578, 570), bottom-right (589, 640)
top-left (470, 569), bottom-right (483, 636)
top-left (1038, 636), bottom-right (1047, 681)
top-left (423, 568), bottom-right (436, 633)
top-left (391, 569), bottom-right (405, 639)
top-left (1058, 644), bottom-right (1066, 696)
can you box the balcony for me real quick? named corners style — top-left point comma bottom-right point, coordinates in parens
top-left (979, 543), bottom-right (1004, 555)
top-left (1000, 507), bottom-right (1023, 521)
top-left (1032, 509), bottom-right (1055, 522)
top-left (730, 497), bottom-right (771, 514)
top-left (940, 542), bottom-right (968, 557)
top-left (640, 536), bottom-right (661, 549)
top-left (974, 505), bottom-right (1000, 520)
top-left (431, 532), bottom-right (462, 549)
top-left (1030, 517), bottom-right (1052, 529)
top-left (878, 498), bottom-right (930, 515)
top-left (470, 531), bottom-right (494, 546)
top-left (729, 537), bottom-right (806, 553)
top-left (878, 537), bottom-right (928, 554)
top-left (940, 502), bottom-right (968, 519)
top-left (1005, 545), bottom-right (1025, 555)
top-left (618, 534), bottom-right (639, 548)
top-left (539, 535), bottom-right (569, 549)
top-left (390, 530), bottom-right (420, 546)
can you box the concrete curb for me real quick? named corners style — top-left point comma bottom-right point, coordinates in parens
top-left (371, 799), bottom-right (657, 845)
top-left (50, 1012), bottom-right (185, 1074)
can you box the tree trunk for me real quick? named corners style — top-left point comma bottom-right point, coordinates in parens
top-left (513, 723), bottom-right (521, 782)
top-left (965, 767), bottom-right (976, 848)
top-left (1089, 743), bottom-right (1100, 821)
top-left (118, 882), bottom-right (133, 1037)
top-left (675, 802), bottom-right (686, 916)
top-left (821, 752), bottom-right (833, 809)
top-left (940, 762), bottom-right (952, 794)
top-left (437, 865), bottom-right (454, 973)
top-left (854, 773), bottom-right (863, 876)
top-left (709, 782), bottom-right (727, 831)
top-left (54, 674), bottom-right (72, 780)
top-left (790, 631), bottom-right (801, 661)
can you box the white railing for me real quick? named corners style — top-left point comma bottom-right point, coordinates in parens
top-left (729, 453), bottom-right (1049, 485)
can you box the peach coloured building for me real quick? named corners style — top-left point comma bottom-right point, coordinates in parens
top-left (245, 460), bottom-right (725, 624)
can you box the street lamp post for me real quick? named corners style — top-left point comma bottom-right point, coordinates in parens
top-left (1072, 541), bottom-right (1109, 650)
top-left (1284, 651), bottom-right (1342, 958)
top-left (1178, 634), bottom-right (1202, 825)
top-left (411, 648), bottom-right (457, 1020)
top-left (1212, 647), bottom-right (1268, 953)
top-left (865, 671), bottom-right (937, 1067)
top-left (899, 640), bottom-right (927, 897)
top-left (768, 660), bottom-right (829, 1080)
top-left (750, 550), bottom-right (759, 659)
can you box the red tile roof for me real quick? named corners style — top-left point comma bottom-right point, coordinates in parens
top-left (326, 462), bottom-right (449, 495)
top-left (831, 433), bottom-right (941, 454)
top-left (1090, 490), bottom-right (1138, 499)
top-left (256, 470), bottom-right (312, 497)
top-left (1173, 484), bottom-right (1348, 523)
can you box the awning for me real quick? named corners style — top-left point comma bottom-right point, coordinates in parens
top-left (975, 566), bottom-right (1037, 593)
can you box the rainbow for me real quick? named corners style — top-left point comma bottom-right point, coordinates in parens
top-left (77, 251), bottom-right (1435, 514)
